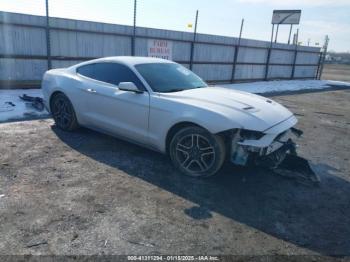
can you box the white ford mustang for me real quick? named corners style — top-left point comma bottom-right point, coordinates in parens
top-left (42, 56), bottom-right (301, 177)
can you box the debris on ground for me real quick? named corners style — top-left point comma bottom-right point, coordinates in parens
top-left (0, 89), bottom-right (49, 122)
top-left (0, 102), bottom-right (15, 113)
top-left (71, 233), bottom-right (79, 241)
top-left (26, 239), bottom-right (48, 248)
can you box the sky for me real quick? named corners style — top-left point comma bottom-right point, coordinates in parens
top-left (0, 0), bottom-right (349, 52)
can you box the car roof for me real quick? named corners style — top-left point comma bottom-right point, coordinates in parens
top-left (71, 56), bottom-right (174, 69)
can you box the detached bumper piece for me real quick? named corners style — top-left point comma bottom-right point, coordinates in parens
top-left (232, 127), bottom-right (320, 186)
top-left (274, 154), bottom-right (320, 186)
top-left (256, 138), bottom-right (296, 168)
top-left (19, 94), bottom-right (45, 111)
top-left (258, 139), bottom-right (320, 186)
top-left (257, 136), bottom-right (320, 186)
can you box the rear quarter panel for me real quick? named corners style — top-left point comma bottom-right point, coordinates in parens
top-left (41, 68), bottom-right (84, 123)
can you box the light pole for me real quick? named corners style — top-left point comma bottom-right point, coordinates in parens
top-left (45, 0), bottom-right (51, 69)
top-left (239, 18), bottom-right (244, 40)
top-left (132, 0), bottom-right (137, 56)
top-left (231, 18), bottom-right (244, 82)
top-left (189, 10), bottom-right (199, 70)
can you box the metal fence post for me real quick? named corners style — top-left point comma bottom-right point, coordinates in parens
top-left (264, 24), bottom-right (275, 80)
top-left (231, 46), bottom-right (238, 83)
top-left (131, 0), bottom-right (137, 56)
top-left (291, 47), bottom-right (298, 79)
top-left (189, 10), bottom-right (198, 70)
top-left (231, 18), bottom-right (244, 82)
top-left (291, 29), bottom-right (299, 79)
top-left (45, 0), bottom-right (51, 69)
top-left (264, 47), bottom-right (271, 80)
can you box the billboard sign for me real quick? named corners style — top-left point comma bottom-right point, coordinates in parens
top-left (147, 39), bottom-right (173, 60)
top-left (272, 10), bottom-right (301, 25)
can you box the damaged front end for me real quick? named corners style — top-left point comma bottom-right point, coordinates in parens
top-left (230, 127), bottom-right (301, 167)
top-left (229, 123), bottom-right (319, 185)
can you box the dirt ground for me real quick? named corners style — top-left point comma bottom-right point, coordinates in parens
top-left (322, 64), bottom-right (350, 83)
top-left (0, 89), bottom-right (350, 257)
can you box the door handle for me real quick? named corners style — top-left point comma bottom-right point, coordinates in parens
top-left (86, 88), bottom-right (97, 93)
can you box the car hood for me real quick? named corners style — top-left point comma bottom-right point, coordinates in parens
top-left (159, 86), bottom-right (295, 132)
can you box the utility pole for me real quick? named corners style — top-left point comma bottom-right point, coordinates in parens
top-left (296, 28), bottom-right (299, 45)
top-left (318, 35), bottom-right (329, 80)
top-left (239, 18), bottom-right (244, 39)
top-left (132, 0), bottom-right (137, 56)
top-left (231, 18), bottom-right (244, 82)
top-left (189, 10), bottom-right (199, 70)
top-left (45, 0), bottom-right (51, 69)
top-left (265, 23), bottom-right (275, 80)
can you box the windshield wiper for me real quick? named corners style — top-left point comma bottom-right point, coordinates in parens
top-left (166, 88), bottom-right (185, 92)
top-left (165, 85), bottom-right (207, 92)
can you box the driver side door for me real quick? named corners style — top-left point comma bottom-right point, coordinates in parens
top-left (76, 62), bottom-right (150, 145)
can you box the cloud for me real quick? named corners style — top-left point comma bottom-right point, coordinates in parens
top-left (238, 0), bottom-right (350, 6)
top-left (303, 20), bottom-right (350, 34)
top-left (299, 19), bottom-right (350, 51)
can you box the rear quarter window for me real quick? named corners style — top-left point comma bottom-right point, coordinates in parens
top-left (77, 64), bottom-right (94, 78)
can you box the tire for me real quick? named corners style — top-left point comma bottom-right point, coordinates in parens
top-left (50, 92), bottom-right (79, 131)
top-left (169, 126), bottom-right (226, 177)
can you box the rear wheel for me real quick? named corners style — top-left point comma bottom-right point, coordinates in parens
top-left (50, 92), bottom-right (79, 131)
top-left (169, 126), bottom-right (226, 177)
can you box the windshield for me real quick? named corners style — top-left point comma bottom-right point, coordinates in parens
top-left (135, 63), bottom-right (208, 93)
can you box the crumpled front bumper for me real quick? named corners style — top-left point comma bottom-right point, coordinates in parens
top-left (230, 115), bottom-right (301, 166)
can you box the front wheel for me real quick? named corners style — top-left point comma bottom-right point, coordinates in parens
top-left (169, 126), bottom-right (226, 177)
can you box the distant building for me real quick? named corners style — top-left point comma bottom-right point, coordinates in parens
top-left (325, 55), bottom-right (343, 63)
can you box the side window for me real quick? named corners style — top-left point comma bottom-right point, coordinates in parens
top-left (77, 63), bottom-right (145, 91)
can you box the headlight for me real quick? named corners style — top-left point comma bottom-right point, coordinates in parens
top-left (239, 129), bottom-right (265, 140)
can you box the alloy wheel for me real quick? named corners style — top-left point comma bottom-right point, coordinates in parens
top-left (52, 96), bottom-right (73, 129)
top-left (175, 133), bottom-right (216, 175)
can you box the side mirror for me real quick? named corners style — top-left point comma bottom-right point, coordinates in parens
top-left (118, 82), bottom-right (143, 93)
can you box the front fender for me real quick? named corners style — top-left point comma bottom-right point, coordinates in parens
top-left (148, 98), bottom-right (244, 152)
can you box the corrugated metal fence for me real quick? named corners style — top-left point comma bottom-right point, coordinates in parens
top-left (0, 11), bottom-right (322, 88)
